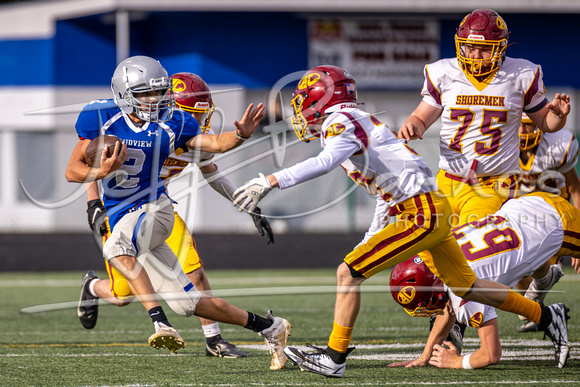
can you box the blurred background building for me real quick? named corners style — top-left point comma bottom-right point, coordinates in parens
top-left (1, 0), bottom-right (579, 269)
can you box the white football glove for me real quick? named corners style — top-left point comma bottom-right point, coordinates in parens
top-left (232, 173), bottom-right (272, 213)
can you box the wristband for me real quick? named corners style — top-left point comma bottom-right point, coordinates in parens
top-left (462, 354), bottom-right (472, 369)
top-left (235, 130), bottom-right (250, 141)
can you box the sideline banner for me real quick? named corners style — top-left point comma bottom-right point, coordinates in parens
top-left (308, 19), bottom-right (440, 89)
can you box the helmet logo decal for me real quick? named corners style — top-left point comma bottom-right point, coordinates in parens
top-left (397, 286), bottom-right (416, 305)
top-left (298, 73), bottom-right (321, 90)
top-left (194, 102), bottom-right (211, 109)
top-left (149, 77), bottom-right (168, 87)
top-left (172, 79), bottom-right (187, 93)
top-left (467, 34), bottom-right (485, 41)
top-left (413, 256), bottom-right (423, 264)
top-left (496, 17), bottom-right (507, 30)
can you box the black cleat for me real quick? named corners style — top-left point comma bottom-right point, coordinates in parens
top-left (205, 335), bottom-right (247, 358)
top-left (77, 270), bottom-right (99, 329)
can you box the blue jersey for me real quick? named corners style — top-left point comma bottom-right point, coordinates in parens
top-left (75, 99), bottom-right (201, 228)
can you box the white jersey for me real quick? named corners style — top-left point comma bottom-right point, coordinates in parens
top-left (445, 194), bottom-right (564, 327)
top-left (447, 290), bottom-right (497, 328)
top-left (422, 57), bottom-right (547, 177)
top-left (159, 128), bottom-right (216, 186)
top-left (520, 128), bottom-right (579, 197)
top-left (274, 107), bottom-right (439, 208)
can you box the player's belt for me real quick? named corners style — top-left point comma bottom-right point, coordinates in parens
top-left (444, 159), bottom-right (480, 184)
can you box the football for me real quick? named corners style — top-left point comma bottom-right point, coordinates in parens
top-left (85, 134), bottom-right (122, 167)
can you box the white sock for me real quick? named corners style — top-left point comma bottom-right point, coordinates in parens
top-left (88, 279), bottom-right (98, 298)
top-left (202, 322), bottom-right (221, 338)
top-left (533, 270), bottom-right (553, 289)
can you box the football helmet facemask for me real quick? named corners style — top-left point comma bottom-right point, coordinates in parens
top-left (170, 72), bottom-right (215, 133)
top-left (519, 113), bottom-right (543, 150)
top-left (111, 56), bottom-right (174, 123)
top-left (390, 256), bottom-right (448, 318)
top-left (455, 9), bottom-right (510, 78)
top-left (290, 65), bottom-right (358, 143)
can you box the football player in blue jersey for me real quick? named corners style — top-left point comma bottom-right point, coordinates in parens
top-left (65, 56), bottom-right (291, 370)
top-left (80, 72), bottom-right (274, 359)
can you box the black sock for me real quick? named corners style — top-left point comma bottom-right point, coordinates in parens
top-left (539, 305), bottom-right (552, 330)
top-left (148, 306), bottom-right (171, 327)
top-left (245, 312), bottom-right (272, 332)
top-left (326, 346), bottom-right (353, 364)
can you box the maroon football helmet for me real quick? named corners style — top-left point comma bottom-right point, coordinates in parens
top-left (455, 9), bottom-right (510, 77)
top-left (519, 113), bottom-right (543, 151)
top-left (390, 256), bottom-right (448, 317)
top-left (170, 72), bottom-right (215, 133)
top-left (290, 65), bottom-right (358, 142)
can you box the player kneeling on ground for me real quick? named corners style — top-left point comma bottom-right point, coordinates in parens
top-left (389, 191), bottom-right (575, 369)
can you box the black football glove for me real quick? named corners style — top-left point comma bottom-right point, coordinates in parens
top-left (87, 199), bottom-right (108, 237)
top-left (251, 207), bottom-right (274, 245)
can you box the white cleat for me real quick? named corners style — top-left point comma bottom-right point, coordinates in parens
top-left (258, 310), bottom-right (291, 370)
top-left (284, 345), bottom-right (352, 378)
top-left (525, 264), bottom-right (564, 305)
top-left (148, 321), bottom-right (185, 354)
top-left (543, 303), bottom-right (570, 368)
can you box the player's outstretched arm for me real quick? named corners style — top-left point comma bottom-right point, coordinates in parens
top-left (187, 103), bottom-right (265, 154)
top-left (398, 101), bottom-right (442, 141)
top-left (388, 303), bottom-right (455, 368)
top-left (429, 319), bottom-right (500, 369)
top-left (200, 163), bottom-right (274, 244)
top-left (530, 93), bottom-right (571, 133)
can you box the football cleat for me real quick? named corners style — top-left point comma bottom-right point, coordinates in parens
top-left (258, 310), bottom-right (291, 370)
top-left (77, 270), bottom-right (99, 329)
top-left (543, 303), bottom-right (570, 368)
top-left (284, 345), bottom-right (354, 378)
top-left (430, 316), bottom-right (465, 354)
top-left (148, 321), bottom-right (185, 353)
top-left (517, 320), bottom-right (539, 332)
top-left (447, 322), bottom-right (465, 355)
top-left (205, 335), bottom-right (247, 358)
top-left (525, 264), bottom-right (564, 305)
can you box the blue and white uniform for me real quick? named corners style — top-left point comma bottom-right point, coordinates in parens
top-left (75, 99), bottom-right (201, 229)
top-left (75, 99), bottom-right (202, 316)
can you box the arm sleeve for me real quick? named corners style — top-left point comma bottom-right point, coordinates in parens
top-left (202, 166), bottom-right (238, 201)
top-left (273, 138), bottom-right (360, 190)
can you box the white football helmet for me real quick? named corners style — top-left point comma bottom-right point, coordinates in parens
top-left (111, 56), bottom-right (175, 123)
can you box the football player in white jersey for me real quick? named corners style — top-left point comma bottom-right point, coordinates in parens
top-left (80, 72), bottom-right (274, 358)
top-left (67, 56), bottom-right (292, 371)
top-left (516, 113), bottom-right (580, 330)
top-left (231, 65), bottom-right (569, 377)
top-left (398, 8), bottom-right (571, 227)
top-left (519, 113), bottom-right (580, 206)
top-left (389, 191), bottom-right (577, 369)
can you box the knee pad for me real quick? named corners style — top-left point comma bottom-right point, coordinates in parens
top-left (158, 286), bottom-right (201, 317)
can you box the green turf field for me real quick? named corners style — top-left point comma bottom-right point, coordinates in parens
top-left (1, 268), bottom-right (578, 386)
